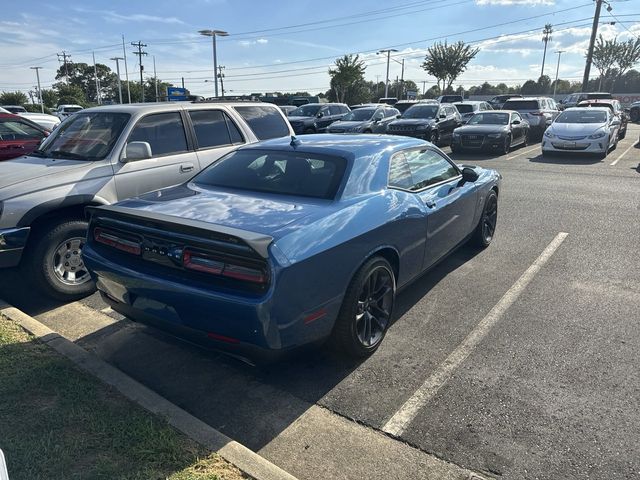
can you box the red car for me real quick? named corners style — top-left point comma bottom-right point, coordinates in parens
top-left (0, 113), bottom-right (48, 161)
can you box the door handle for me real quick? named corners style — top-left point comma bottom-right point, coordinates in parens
top-left (424, 199), bottom-right (436, 209)
top-left (180, 164), bottom-right (194, 173)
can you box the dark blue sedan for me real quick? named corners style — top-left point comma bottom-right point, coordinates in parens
top-left (83, 135), bottom-right (501, 360)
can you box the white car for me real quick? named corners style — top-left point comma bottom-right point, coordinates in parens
top-left (54, 104), bottom-right (84, 120)
top-left (18, 112), bottom-right (60, 131)
top-left (542, 107), bottom-right (620, 159)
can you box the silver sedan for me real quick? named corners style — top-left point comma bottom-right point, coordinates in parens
top-left (542, 107), bottom-right (620, 159)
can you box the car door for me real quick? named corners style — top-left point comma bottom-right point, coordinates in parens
top-left (113, 110), bottom-right (200, 200)
top-left (187, 109), bottom-right (245, 170)
top-left (0, 117), bottom-right (46, 160)
top-left (390, 148), bottom-right (478, 268)
top-left (315, 106), bottom-right (333, 131)
top-left (510, 112), bottom-right (524, 144)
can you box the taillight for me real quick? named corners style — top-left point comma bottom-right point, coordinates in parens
top-left (94, 227), bottom-right (141, 255)
top-left (183, 249), bottom-right (267, 284)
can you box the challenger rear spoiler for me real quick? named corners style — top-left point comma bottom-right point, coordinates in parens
top-left (86, 205), bottom-right (274, 259)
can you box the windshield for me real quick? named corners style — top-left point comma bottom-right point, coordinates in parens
top-left (402, 105), bottom-right (438, 119)
top-left (555, 110), bottom-right (607, 124)
top-left (193, 150), bottom-right (347, 199)
top-left (503, 100), bottom-right (539, 110)
top-left (37, 112), bottom-right (130, 160)
top-left (454, 104), bottom-right (475, 113)
top-left (63, 107), bottom-right (83, 113)
top-left (467, 112), bottom-right (510, 125)
top-left (290, 104), bottom-right (322, 117)
top-left (341, 108), bottom-right (376, 121)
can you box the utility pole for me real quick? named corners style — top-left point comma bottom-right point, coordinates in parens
top-left (422, 80), bottom-right (427, 95)
top-left (217, 65), bottom-right (226, 97)
top-left (181, 77), bottom-right (185, 89)
top-left (553, 50), bottom-right (565, 97)
top-left (153, 56), bottom-right (159, 102)
top-left (110, 57), bottom-right (124, 104)
top-left (377, 49), bottom-right (398, 99)
top-left (92, 52), bottom-right (101, 105)
top-left (57, 51), bottom-right (71, 83)
top-left (131, 41), bottom-right (148, 102)
top-left (122, 35), bottom-right (131, 103)
top-left (30, 66), bottom-right (43, 113)
top-left (582, 0), bottom-right (605, 92)
top-left (540, 24), bottom-right (553, 79)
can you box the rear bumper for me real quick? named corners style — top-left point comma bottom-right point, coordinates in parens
top-left (0, 227), bottom-right (30, 268)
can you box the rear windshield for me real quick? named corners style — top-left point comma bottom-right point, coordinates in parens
top-left (193, 149), bottom-right (347, 200)
top-left (403, 105), bottom-right (438, 119)
top-left (234, 105), bottom-right (290, 140)
top-left (63, 107), bottom-right (83, 113)
top-left (555, 110), bottom-right (607, 124)
top-left (503, 100), bottom-right (539, 110)
top-left (290, 104), bottom-right (321, 117)
top-left (454, 104), bottom-right (475, 113)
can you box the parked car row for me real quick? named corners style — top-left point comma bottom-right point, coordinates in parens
top-left (0, 99), bottom-right (502, 361)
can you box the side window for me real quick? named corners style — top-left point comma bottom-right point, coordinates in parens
top-left (388, 152), bottom-right (413, 190)
top-left (391, 149), bottom-right (459, 191)
top-left (385, 108), bottom-right (398, 118)
top-left (189, 110), bottom-right (244, 149)
top-left (233, 105), bottom-right (288, 140)
top-left (341, 105), bottom-right (350, 114)
top-left (0, 120), bottom-right (44, 139)
top-left (128, 112), bottom-right (188, 157)
top-left (320, 106), bottom-right (330, 117)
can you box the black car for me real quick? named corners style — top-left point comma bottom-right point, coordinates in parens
top-left (437, 95), bottom-right (463, 104)
top-left (394, 99), bottom-right (438, 114)
top-left (451, 110), bottom-right (529, 154)
top-left (387, 103), bottom-right (461, 146)
top-left (487, 94), bottom-right (523, 110)
top-left (326, 106), bottom-right (400, 134)
top-left (288, 103), bottom-right (350, 134)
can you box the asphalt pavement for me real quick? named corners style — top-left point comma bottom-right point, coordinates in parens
top-left (1, 125), bottom-right (639, 479)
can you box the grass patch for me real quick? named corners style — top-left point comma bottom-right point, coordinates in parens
top-left (0, 315), bottom-right (248, 480)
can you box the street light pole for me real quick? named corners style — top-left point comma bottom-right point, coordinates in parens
top-left (110, 57), bottom-right (124, 104)
top-left (553, 50), bottom-right (565, 97)
top-left (199, 29), bottom-right (229, 98)
top-left (377, 48), bottom-right (398, 99)
top-left (30, 67), bottom-right (43, 113)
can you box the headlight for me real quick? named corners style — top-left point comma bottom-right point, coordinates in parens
top-left (487, 133), bottom-right (502, 139)
top-left (544, 130), bottom-right (556, 139)
top-left (453, 132), bottom-right (460, 138)
top-left (588, 131), bottom-right (606, 139)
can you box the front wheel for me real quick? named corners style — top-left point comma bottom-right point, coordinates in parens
top-left (429, 131), bottom-right (438, 146)
top-left (470, 190), bottom-right (498, 248)
top-left (331, 257), bottom-right (396, 357)
top-left (502, 135), bottom-right (511, 155)
top-left (25, 219), bottom-right (96, 301)
top-left (522, 131), bottom-right (529, 147)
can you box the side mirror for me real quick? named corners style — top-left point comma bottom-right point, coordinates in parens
top-left (122, 141), bottom-right (152, 162)
top-left (439, 113), bottom-right (446, 119)
top-left (317, 112), bottom-right (324, 118)
top-left (396, 114), bottom-right (401, 118)
top-left (611, 119), bottom-right (620, 126)
top-left (461, 167), bottom-right (479, 183)
top-left (512, 119), bottom-right (521, 125)
top-left (374, 115), bottom-right (383, 123)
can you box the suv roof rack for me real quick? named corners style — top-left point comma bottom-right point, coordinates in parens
top-left (194, 96), bottom-right (261, 103)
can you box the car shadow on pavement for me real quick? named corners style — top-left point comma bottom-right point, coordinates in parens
top-left (0, 267), bottom-right (68, 315)
top-left (66, 243), bottom-right (483, 452)
top-left (529, 153), bottom-right (603, 165)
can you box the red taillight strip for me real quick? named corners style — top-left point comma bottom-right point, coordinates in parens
top-left (183, 250), bottom-right (224, 275)
top-left (304, 308), bottom-right (328, 325)
top-left (183, 248), bottom-right (267, 284)
top-left (207, 332), bottom-right (240, 344)
top-left (94, 228), bottom-right (141, 255)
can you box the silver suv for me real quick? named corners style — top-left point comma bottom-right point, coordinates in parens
top-left (0, 101), bottom-right (293, 300)
top-left (501, 97), bottom-right (560, 139)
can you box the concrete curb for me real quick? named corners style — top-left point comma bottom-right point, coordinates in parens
top-left (0, 301), bottom-right (298, 480)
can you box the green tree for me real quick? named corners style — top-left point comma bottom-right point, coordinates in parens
top-left (328, 54), bottom-right (367, 104)
top-left (421, 41), bottom-right (479, 93)
top-left (55, 84), bottom-right (87, 106)
top-left (128, 78), bottom-right (174, 102)
top-left (592, 35), bottom-right (619, 91)
top-left (0, 91), bottom-right (29, 105)
top-left (520, 79), bottom-right (539, 95)
top-left (55, 62), bottom-right (119, 103)
top-left (612, 37), bottom-right (640, 92)
top-left (537, 75), bottom-right (551, 94)
top-left (40, 89), bottom-right (59, 109)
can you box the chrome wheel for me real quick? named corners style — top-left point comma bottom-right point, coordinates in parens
top-left (355, 266), bottom-right (394, 347)
top-left (52, 237), bottom-right (90, 286)
top-left (482, 194), bottom-right (498, 243)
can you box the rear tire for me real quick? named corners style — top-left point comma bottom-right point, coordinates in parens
top-left (330, 256), bottom-right (396, 358)
top-left (470, 190), bottom-right (498, 249)
top-left (25, 219), bottom-right (95, 302)
top-left (429, 131), bottom-right (438, 146)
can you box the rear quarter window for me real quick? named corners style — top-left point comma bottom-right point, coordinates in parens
top-left (233, 105), bottom-right (290, 140)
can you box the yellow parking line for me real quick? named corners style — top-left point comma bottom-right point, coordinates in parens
top-left (507, 144), bottom-right (540, 160)
top-left (610, 140), bottom-right (639, 166)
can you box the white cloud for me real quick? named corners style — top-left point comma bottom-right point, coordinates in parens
top-left (238, 38), bottom-right (269, 47)
top-left (256, 38), bottom-right (268, 44)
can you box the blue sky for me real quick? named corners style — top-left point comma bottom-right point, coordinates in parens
top-left (1, 0), bottom-right (639, 98)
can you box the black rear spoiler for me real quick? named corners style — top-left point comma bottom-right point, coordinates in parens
top-left (86, 205), bottom-right (274, 259)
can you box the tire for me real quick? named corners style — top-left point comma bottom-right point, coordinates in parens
top-left (502, 135), bottom-right (511, 155)
top-left (630, 108), bottom-right (639, 123)
top-left (619, 126), bottom-right (626, 140)
top-left (450, 144), bottom-right (459, 154)
top-left (429, 131), bottom-right (438, 146)
top-left (522, 131), bottom-right (529, 147)
top-left (330, 256), bottom-right (396, 358)
top-left (470, 190), bottom-right (498, 249)
top-left (363, 129), bottom-right (372, 134)
top-left (25, 218), bottom-right (95, 301)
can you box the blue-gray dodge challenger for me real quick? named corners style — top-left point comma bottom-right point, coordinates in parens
top-left (82, 134), bottom-right (501, 360)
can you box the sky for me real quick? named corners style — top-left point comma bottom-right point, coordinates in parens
top-left (1, 0), bottom-right (639, 99)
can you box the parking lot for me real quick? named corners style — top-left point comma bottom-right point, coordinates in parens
top-left (1, 125), bottom-right (639, 479)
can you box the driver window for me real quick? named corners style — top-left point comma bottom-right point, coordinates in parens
top-left (394, 149), bottom-right (459, 191)
top-left (128, 112), bottom-right (188, 157)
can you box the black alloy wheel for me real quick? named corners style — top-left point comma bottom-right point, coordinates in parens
top-left (331, 257), bottom-right (396, 357)
top-left (471, 190), bottom-right (498, 248)
top-left (502, 135), bottom-right (511, 155)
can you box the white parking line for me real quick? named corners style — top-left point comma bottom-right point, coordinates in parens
top-left (101, 306), bottom-right (114, 314)
top-left (507, 144), bottom-right (540, 160)
top-left (382, 232), bottom-right (569, 437)
top-left (610, 140), bottom-right (639, 166)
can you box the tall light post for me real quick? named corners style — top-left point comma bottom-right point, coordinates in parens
top-left (377, 48), bottom-right (398, 99)
top-left (390, 57), bottom-right (405, 99)
top-left (199, 29), bottom-right (229, 98)
top-left (29, 67), bottom-right (43, 113)
top-left (553, 50), bottom-right (565, 97)
top-left (110, 57), bottom-right (124, 104)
